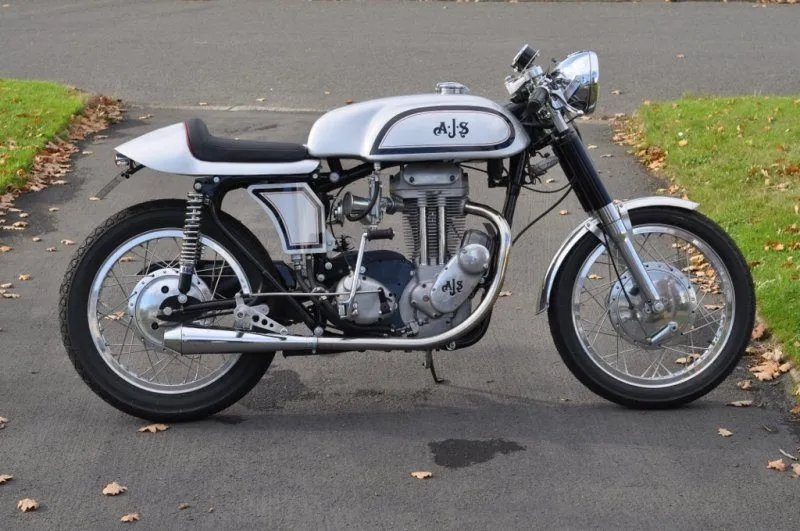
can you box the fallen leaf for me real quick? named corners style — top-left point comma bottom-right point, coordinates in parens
top-left (0, 416), bottom-right (6, 424)
top-left (675, 354), bottom-right (700, 365)
top-left (792, 463), bottom-right (800, 477)
top-left (410, 471), bottom-right (432, 479)
top-left (0, 245), bottom-right (12, 252)
top-left (751, 360), bottom-right (780, 381)
top-left (61, 239), bottom-right (75, 246)
top-left (0, 283), bottom-right (11, 289)
top-left (600, 154), bottom-right (614, 158)
top-left (104, 311), bottom-right (126, 321)
top-left (545, 178), bottom-right (556, 184)
top-left (587, 144), bottom-right (598, 150)
top-left (178, 503), bottom-right (191, 510)
top-left (559, 209), bottom-right (570, 215)
top-left (137, 114), bottom-right (153, 120)
top-left (51, 179), bottom-right (68, 185)
top-left (18, 274), bottom-right (31, 281)
top-left (678, 139), bottom-right (689, 147)
top-left (18, 212), bottom-right (28, 218)
top-left (82, 150), bottom-right (93, 155)
top-left (737, 379), bottom-right (752, 390)
top-left (31, 237), bottom-right (41, 242)
top-left (198, 102), bottom-right (208, 106)
top-left (760, 349), bottom-right (783, 362)
top-left (0, 474), bottom-right (12, 484)
top-left (498, 290), bottom-right (513, 298)
top-left (2, 293), bottom-right (21, 299)
top-left (103, 481), bottom-right (128, 496)
top-left (45, 247), bottom-right (57, 252)
top-left (751, 323), bottom-right (767, 340)
top-left (88, 196), bottom-right (101, 201)
top-left (727, 400), bottom-right (753, 407)
top-left (48, 207), bottom-right (59, 212)
top-left (137, 423), bottom-right (169, 433)
top-left (120, 512), bottom-right (139, 523)
top-left (717, 428), bottom-right (733, 437)
top-left (790, 404), bottom-right (800, 416)
top-left (119, 255), bottom-right (135, 263)
top-left (587, 274), bottom-right (603, 280)
top-left (676, 53), bottom-right (685, 59)
top-left (767, 459), bottom-right (787, 472)
top-left (611, 89), bottom-right (622, 95)
top-left (255, 97), bottom-right (266, 102)
top-left (345, 99), bottom-right (354, 105)
top-left (324, 90), bottom-right (331, 96)
top-left (17, 498), bottom-right (39, 512)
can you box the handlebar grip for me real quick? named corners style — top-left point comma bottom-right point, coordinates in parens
top-left (366, 228), bottom-right (394, 241)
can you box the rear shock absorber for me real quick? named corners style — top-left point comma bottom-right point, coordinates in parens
top-left (178, 192), bottom-right (204, 295)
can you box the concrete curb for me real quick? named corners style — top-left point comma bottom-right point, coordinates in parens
top-left (133, 103), bottom-right (327, 114)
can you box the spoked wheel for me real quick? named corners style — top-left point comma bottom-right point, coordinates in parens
top-left (60, 200), bottom-right (274, 421)
top-left (88, 229), bottom-right (242, 393)
top-left (548, 206), bottom-right (755, 408)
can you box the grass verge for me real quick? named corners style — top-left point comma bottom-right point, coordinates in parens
top-left (618, 95), bottom-right (800, 365)
top-left (0, 79), bottom-right (85, 189)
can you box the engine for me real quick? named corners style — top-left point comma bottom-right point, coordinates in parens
top-left (332, 163), bottom-right (494, 338)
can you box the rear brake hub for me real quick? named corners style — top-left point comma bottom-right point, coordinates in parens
top-left (127, 268), bottom-right (211, 348)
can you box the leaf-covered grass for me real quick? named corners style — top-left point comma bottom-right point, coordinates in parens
top-left (0, 79), bottom-right (85, 189)
top-left (630, 95), bottom-right (800, 363)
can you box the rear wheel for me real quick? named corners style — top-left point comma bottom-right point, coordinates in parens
top-left (60, 200), bottom-right (274, 421)
top-left (548, 206), bottom-right (755, 408)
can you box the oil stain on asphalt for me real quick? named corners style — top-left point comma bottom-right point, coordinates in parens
top-left (428, 438), bottom-right (526, 469)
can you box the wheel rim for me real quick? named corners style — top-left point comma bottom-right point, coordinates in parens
top-left (571, 224), bottom-right (735, 388)
top-left (87, 229), bottom-right (250, 394)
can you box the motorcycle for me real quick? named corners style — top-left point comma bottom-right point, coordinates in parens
top-left (60, 45), bottom-right (755, 421)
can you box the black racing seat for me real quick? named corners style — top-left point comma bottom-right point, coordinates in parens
top-left (184, 118), bottom-right (309, 164)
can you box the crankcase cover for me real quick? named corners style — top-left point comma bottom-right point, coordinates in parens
top-left (336, 274), bottom-right (397, 325)
top-left (428, 243), bottom-right (491, 314)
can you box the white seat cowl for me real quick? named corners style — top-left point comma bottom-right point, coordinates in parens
top-left (116, 123), bottom-right (320, 176)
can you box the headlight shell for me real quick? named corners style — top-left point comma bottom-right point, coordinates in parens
top-left (554, 51), bottom-right (599, 115)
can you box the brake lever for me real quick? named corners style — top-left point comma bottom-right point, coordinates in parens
top-left (549, 88), bottom-right (584, 117)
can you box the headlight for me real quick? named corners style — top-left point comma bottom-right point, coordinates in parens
top-left (554, 51), bottom-right (599, 115)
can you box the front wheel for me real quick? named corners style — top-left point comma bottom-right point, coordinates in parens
top-left (548, 206), bottom-right (755, 408)
top-left (59, 200), bottom-right (274, 422)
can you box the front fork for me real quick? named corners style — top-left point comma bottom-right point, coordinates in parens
top-left (551, 127), bottom-right (664, 311)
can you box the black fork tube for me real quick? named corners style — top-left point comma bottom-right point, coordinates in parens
top-left (551, 129), bottom-right (612, 212)
top-left (501, 151), bottom-right (527, 225)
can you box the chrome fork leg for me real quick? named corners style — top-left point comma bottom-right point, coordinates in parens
top-left (596, 203), bottom-right (664, 312)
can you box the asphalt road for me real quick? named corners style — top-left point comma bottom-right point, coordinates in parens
top-left (1, 1), bottom-right (799, 114)
top-left (1, 1), bottom-right (800, 530)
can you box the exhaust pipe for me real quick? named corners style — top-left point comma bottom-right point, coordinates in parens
top-left (163, 326), bottom-right (317, 354)
top-left (163, 201), bottom-right (511, 355)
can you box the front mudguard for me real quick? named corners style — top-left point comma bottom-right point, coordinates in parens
top-left (535, 196), bottom-right (699, 314)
